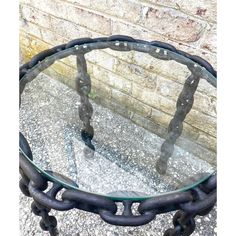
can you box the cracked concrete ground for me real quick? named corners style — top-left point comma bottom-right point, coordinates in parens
top-left (19, 74), bottom-right (216, 235)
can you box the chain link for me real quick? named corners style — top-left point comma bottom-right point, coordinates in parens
top-left (164, 211), bottom-right (195, 236)
top-left (20, 35), bottom-right (217, 81)
top-left (75, 53), bottom-right (95, 153)
top-left (20, 148), bottom-right (216, 233)
top-left (31, 201), bottom-right (59, 236)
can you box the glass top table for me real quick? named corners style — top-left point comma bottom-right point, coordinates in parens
top-left (19, 40), bottom-right (216, 201)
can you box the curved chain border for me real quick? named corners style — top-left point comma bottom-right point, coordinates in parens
top-left (20, 148), bottom-right (216, 235)
top-left (20, 35), bottom-right (217, 236)
top-left (20, 35), bottom-right (217, 80)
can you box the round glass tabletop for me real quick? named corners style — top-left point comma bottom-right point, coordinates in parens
top-left (20, 40), bottom-right (216, 200)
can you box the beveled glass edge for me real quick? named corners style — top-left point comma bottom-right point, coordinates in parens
top-left (19, 144), bottom-right (216, 201)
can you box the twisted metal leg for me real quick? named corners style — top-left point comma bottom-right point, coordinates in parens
top-left (75, 53), bottom-right (95, 156)
top-left (156, 70), bottom-right (200, 174)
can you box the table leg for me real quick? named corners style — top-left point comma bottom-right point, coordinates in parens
top-left (156, 72), bottom-right (200, 174)
top-left (31, 201), bottom-right (59, 236)
top-left (75, 53), bottom-right (95, 156)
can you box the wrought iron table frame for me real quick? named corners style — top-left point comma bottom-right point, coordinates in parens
top-left (19, 35), bottom-right (217, 236)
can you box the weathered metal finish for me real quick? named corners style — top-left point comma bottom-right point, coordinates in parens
top-left (156, 71), bottom-right (201, 174)
top-left (75, 53), bottom-right (95, 153)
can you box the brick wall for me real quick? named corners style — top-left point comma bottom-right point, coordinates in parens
top-left (19, 0), bottom-right (217, 164)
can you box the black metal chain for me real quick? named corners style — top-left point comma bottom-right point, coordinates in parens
top-left (156, 66), bottom-right (202, 174)
top-left (31, 201), bottom-right (59, 236)
top-left (20, 140), bottom-right (216, 235)
top-left (20, 35), bottom-right (216, 81)
top-left (164, 211), bottom-right (195, 236)
top-left (20, 35), bottom-right (217, 235)
top-left (75, 53), bottom-right (95, 154)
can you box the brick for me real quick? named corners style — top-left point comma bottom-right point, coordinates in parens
top-left (92, 64), bottom-right (132, 94)
top-left (192, 91), bottom-right (216, 118)
top-left (90, 0), bottom-right (142, 23)
top-left (151, 108), bottom-right (172, 128)
top-left (131, 113), bottom-right (167, 138)
top-left (22, 1), bottom-right (111, 35)
top-left (66, 5), bottom-right (111, 35)
top-left (49, 17), bottom-right (91, 40)
top-left (132, 83), bottom-right (159, 108)
top-left (111, 89), bottom-right (134, 111)
top-left (185, 109), bottom-right (216, 137)
top-left (151, 108), bottom-right (200, 141)
top-left (159, 96), bottom-right (176, 115)
top-left (24, 0), bottom-right (68, 20)
top-left (175, 42), bottom-right (217, 69)
top-left (19, 0), bottom-right (216, 158)
top-left (20, 32), bottom-right (60, 65)
top-left (40, 27), bottom-right (68, 46)
top-left (132, 82), bottom-right (176, 115)
top-left (20, 32), bottom-right (77, 78)
top-left (19, 0), bottom-right (32, 5)
top-left (175, 0), bottom-right (217, 23)
top-left (20, 44), bottom-right (33, 63)
top-left (200, 24), bottom-right (217, 53)
top-left (109, 100), bottom-right (132, 118)
top-left (197, 133), bottom-right (216, 152)
top-left (90, 76), bottom-right (112, 99)
top-left (64, 0), bottom-right (91, 7)
top-left (102, 48), bottom-right (134, 64)
top-left (111, 20), bottom-right (167, 42)
top-left (182, 122), bottom-right (200, 140)
top-left (40, 17), bottom-right (104, 45)
top-left (132, 51), bottom-right (191, 84)
top-left (46, 47), bottom-right (76, 70)
top-left (143, 0), bottom-right (178, 9)
top-left (50, 61), bottom-right (77, 80)
top-left (197, 79), bottom-right (216, 98)
top-left (144, 0), bottom-right (216, 22)
top-left (45, 67), bottom-right (76, 89)
top-left (20, 20), bottom-right (42, 39)
top-left (158, 77), bottom-right (183, 100)
top-left (176, 136), bottom-right (216, 164)
top-left (133, 100), bottom-right (152, 118)
top-left (20, 31), bottom-right (51, 56)
top-left (20, 4), bottom-right (52, 29)
top-left (114, 60), bottom-right (157, 90)
top-left (141, 6), bottom-right (206, 43)
top-left (85, 50), bottom-right (117, 71)
top-left (19, 31), bottom-right (30, 48)
top-left (110, 24), bottom-right (215, 70)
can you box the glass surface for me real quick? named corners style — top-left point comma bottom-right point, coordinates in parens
top-left (20, 41), bottom-right (216, 200)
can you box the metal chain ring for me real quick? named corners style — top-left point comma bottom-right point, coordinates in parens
top-left (19, 35), bottom-right (217, 81)
top-left (75, 53), bottom-right (95, 152)
top-left (19, 141), bottom-right (216, 235)
top-left (19, 35), bottom-right (217, 235)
